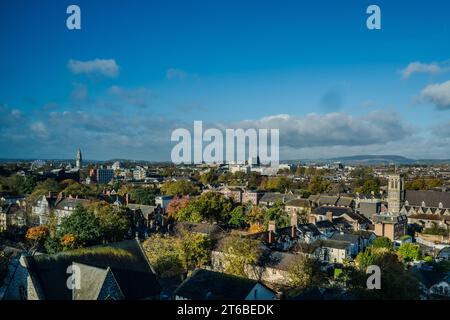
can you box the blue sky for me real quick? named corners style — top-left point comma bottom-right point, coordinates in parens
top-left (1, 0), bottom-right (450, 160)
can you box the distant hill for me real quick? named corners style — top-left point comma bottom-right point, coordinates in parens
top-left (284, 155), bottom-right (450, 165)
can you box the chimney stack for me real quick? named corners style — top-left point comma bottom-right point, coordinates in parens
top-left (125, 193), bottom-right (129, 206)
top-left (268, 220), bottom-right (276, 244)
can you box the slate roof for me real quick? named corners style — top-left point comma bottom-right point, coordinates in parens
top-left (313, 206), bottom-right (353, 217)
top-left (336, 196), bottom-right (354, 207)
top-left (127, 204), bottom-right (156, 218)
top-left (317, 196), bottom-right (339, 206)
top-left (264, 251), bottom-right (299, 271)
top-left (315, 220), bottom-right (337, 231)
top-left (23, 239), bottom-right (161, 300)
top-left (349, 230), bottom-right (376, 240)
top-left (297, 223), bottom-right (321, 237)
top-left (174, 269), bottom-right (272, 300)
top-left (0, 203), bottom-right (25, 215)
top-left (292, 242), bottom-right (320, 255)
top-left (317, 239), bottom-right (351, 250)
top-left (408, 214), bottom-right (450, 221)
top-left (330, 232), bottom-right (360, 244)
top-left (285, 199), bottom-right (309, 207)
top-left (404, 190), bottom-right (450, 208)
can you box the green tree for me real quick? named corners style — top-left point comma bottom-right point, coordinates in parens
top-left (89, 201), bottom-right (130, 243)
top-left (175, 230), bottom-right (211, 273)
top-left (397, 243), bottom-right (421, 263)
top-left (219, 236), bottom-right (262, 277)
top-left (357, 179), bottom-right (380, 195)
top-left (247, 172), bottom-right (262, 189)
top-left (160, 180), bottom-right (199, 196)
top-left (308, 175), bottom-right (331, 194)
top-left (372, 237), bottom-right (393, 249)
top-left (228, 205), bottom-right (246, 227)
top-left (143, 234), bottom-right (183, 277)
top-left (63, 182), bottom-right (96, 198)
top-left (199, 169), bottom-right (219, 186)
top-left (8, 175), bottom-right (36, 194)
top-left (354, 247), bottom-right (420, 299)
top-left (264, 200), bottom-right (289, 228)
top-left (130, 187), bottom-right (157, 205)
top-left (287, 255), bottom-right (326, 295)
top-left (176, 192), bottom-right (233, 223)
top-left (58, 205), bottom-right (102, 248)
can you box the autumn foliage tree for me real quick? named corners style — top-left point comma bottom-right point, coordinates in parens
top-left (60, 233), bottom-right (77, 250)
top-left (166, 197), bottom-right (190, 221)
top-left (26, 226), bottom-right (50, 244)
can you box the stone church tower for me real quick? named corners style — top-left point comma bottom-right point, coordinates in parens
top-left (76, 148), bottom-right (82, 169)
top-left (387, 174), bottom-right (404, 213)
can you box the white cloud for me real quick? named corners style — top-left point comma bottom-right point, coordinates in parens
top-left (230, 110), bottom-right (412, 149)
top-left (68, 59), bottom-right (119, 77)
top-left (166, 68), bottom-right (188, 80)
top-left (420, 80), bottom-right (450, 110)
top-left (401, 61), bottom-right (442, 79)
top-left (30, 121), bottom-right (48, 138)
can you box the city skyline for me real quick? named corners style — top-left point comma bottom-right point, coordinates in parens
top-left (1, 0), bottom-right (450, 161)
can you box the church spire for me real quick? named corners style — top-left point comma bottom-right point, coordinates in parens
top-left (76, 148), bottom-right (82, 169)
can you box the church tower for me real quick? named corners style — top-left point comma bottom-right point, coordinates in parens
top-left (387, 174), bottom-right (404, 214)
top-left (76, 148), bottom-right (82, 169)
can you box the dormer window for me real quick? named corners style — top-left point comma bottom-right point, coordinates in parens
top-left (421, 201), bottom-right (426, 207)
top-left (405, 200), bottom-right (409, 206)
top-left (439, 202), bottom-right (443, 209)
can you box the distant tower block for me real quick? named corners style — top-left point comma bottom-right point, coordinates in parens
top-left (76, 148), bottom-right (83, 169)
top-left (388, 174), bottom-right (404, 213)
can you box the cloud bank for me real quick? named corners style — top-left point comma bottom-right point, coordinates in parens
top-left (68, 59), bottom-right (120, 77)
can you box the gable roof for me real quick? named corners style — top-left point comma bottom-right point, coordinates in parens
top-left (317, 239), bottom-right (351, 250)
top-left (313, 206), bottom-right (353, 217)
top-left (285, 198), bottom-right (309, 207)
top-left (336, 196), bottom-right (354, 207)
top-left (297, 223), bottom-right (321, 237)
top-left (264, 251), bottom-right (299, 271)
top-left (127, 204), bottom-right (156, 218)
top-left (315, 220), bottom-right (337, 231)
top-left (330, 232), bottom-right (360, 244)
top-left (174, 269), bottom-right (273, 300)
top-left (404, 190), bottom-right (450, 208)
top-left (23, 239), bottom-right (161, 300)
